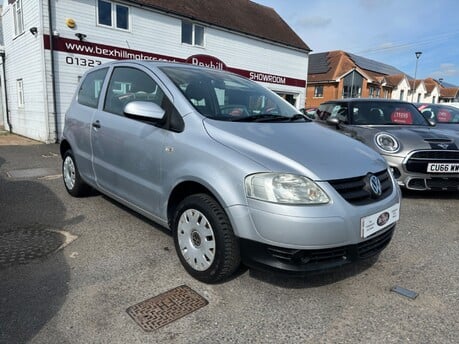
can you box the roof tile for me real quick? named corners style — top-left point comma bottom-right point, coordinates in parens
top-left (129, 0), bottom-right (310, 51)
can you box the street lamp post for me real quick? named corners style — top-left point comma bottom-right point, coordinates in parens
top-left (411, 51), bottom-right (422, 102)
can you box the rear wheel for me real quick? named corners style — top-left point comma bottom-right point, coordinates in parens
top-left (62, 149), bottom-right (90, 197)
top-left (172, 193), bottom-right (241, 283)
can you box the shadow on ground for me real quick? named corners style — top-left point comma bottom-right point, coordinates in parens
top-left (0, 154), bottom-right (75, 343)
top-left (248, 254), bottom-right (380, 288)
top-left (402, 188), bottom-right (459, 200)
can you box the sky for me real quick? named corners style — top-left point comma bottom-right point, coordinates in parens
top-left (255, 0), bottom-right (459, 86)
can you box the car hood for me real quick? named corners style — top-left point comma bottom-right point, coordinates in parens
top-left (432, 123), bottom-right (459, 134)
top-left (351, 125), bottom-right (459, 153)
top-left (203, 120), bottom-right (387, 181)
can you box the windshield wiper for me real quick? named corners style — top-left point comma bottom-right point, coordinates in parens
top-left (288, 113), bottom-right (311, 122)
top-left (231, 114), bottom-right (294, 122)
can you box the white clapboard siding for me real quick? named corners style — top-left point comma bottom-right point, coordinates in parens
top-left (4, 0), bottom-right (308, 142)
top-left (2, 0), bottom-right (49, 141)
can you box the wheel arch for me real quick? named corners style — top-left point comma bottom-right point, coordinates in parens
top-left (167, 181), bottom-right (221, 228)
top-left (60, 139), bottom-right (71, 158)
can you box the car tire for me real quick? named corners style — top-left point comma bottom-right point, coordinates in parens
top-left (62, 149), bottom-right (90, 197)
top-left (172, 193), bottom-right (241, 283)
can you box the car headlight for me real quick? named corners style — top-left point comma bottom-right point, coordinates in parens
top-left (375, 132), bottom-right (400, 152)
top-left (245, 173), bottom-right (330, 205)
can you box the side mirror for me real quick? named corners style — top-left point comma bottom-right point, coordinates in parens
top-left (124, 101), bottom-right (165, 122)
top-left (326, 117), bottom-right (340, 126)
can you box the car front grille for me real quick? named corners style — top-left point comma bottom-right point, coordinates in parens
top-left (426, 178), bottom-right (459, 190)
top-left (265, 225), bottom-right (395, 265)
top-left (266, 246), bottom-right (347, 265)
top-left (405, 150), bottom-right (459, 173)
top-left (357, 224), bottom-right (395, 258)
top-left (328, 169), bottom-right (393, 205)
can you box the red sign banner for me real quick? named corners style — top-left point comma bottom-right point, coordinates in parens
top-left (43, 35), bottom-right (306, 88)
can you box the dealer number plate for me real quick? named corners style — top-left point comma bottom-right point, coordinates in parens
top-left (427, 163), bottom-right (459, 173)
top-left (361, 203), bottom-right (400, 239)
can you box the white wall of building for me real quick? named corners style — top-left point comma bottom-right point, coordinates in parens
top-left (2, 0), bottom-right (51, 141)
top-left (391, 77), bottom-right (411, 101)
top-left (49, 0), bottom-right (308, 134)
top-left (424, 86), bottom-right (440, 104)
top-left (3, 0), bottom-right (308, 142)
top-left (432, 87), bottom-right (440, 103)
top-left (411, 82), bottom-right (426, 103)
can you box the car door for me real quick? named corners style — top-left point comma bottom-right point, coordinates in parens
top-left (68, 67), bottom-right (109, 185)
top-left (91, 64), bottom-right (169, 215)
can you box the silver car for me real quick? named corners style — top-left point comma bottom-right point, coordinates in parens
top-left (318, 99), bottom-right (459, 191)
top-left (61, 61), bottom-right (400, 283)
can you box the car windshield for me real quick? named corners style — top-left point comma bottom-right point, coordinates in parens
top-left (160, 66), bottom-right (304, 122)
top-left (418, 104), bottom-right (459, 124)
top-left (350, 101), bottom-right (429, 126)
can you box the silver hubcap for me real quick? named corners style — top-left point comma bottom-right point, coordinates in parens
top-left (63, 156), bottom-right (76, 190)
top-left (177, 209), bottom-right (216, 271)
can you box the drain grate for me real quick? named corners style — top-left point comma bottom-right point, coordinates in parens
top-left (0, 228), bottom-right (76, 268)
top-left (127, 285), bottom-right (208, 331)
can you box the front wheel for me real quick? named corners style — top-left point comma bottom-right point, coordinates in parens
top-left (172, 194), bottom-right (241, 283)
top-left (62, 149), bottom-right (91, 197)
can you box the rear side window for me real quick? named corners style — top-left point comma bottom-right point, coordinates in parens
top-left (77, 68), bottom-right (108, 108)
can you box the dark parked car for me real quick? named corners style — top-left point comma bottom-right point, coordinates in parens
top-left (317, 99), bottom-right (459, 191)
top-left (416, 103), bottom-right (459, 130)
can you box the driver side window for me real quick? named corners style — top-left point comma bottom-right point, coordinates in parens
top-left (103, 67), bottom-right (165, 116)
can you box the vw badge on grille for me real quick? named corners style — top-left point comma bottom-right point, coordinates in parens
top-left (370, 175), bottom-right (382, 197)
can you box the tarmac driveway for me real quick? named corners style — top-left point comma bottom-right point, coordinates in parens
top-left (0, 135), bottom-right (458, 343)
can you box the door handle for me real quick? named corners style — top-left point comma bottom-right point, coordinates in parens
top-left (92, 120), bottom-right (101, 129)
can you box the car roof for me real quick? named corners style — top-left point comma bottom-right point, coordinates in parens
top-left (416, 103), bottom-right (457, 108)
top-left (84, 59), bottom-right (243, 80)
top-left (321, 98), bottom-right (413, 105)
top-left (89, 59), bottom-right (232, 71)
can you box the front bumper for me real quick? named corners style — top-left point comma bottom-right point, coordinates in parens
top-left (226, 171), bottom-right (400, 250)
top-left (240, 224), bottom-right (395, 274)
top-left (384, 152), bottom-right (459, 191)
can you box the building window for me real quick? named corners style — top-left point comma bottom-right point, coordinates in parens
top-left (116, 4), bottom-right (129, 29)
top-left (17, 79), bottom-right (24, 108)
top-left (432, 96), bottom-right (436, 104)
top-left (181, 20), bottom-right (204, 47)
top-left (97, 0), bottom-right (130, 30)
top-left (369, 86), bottom-right (374, 98)
top-left (342, 71), bottom-right (362, 98)
top-left (314, 85), bottom-right (323, 98)
top-left (417, 93), bottom-right (421, 103)
top-left (400, 89), bottom-right (404, 100)
top-left (13, 0), bottom-right (24, 36)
